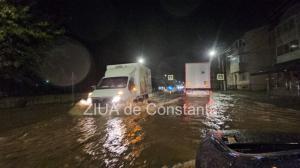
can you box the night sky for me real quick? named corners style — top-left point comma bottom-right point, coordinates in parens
top-left (32, 0), bottom-right (294, 84)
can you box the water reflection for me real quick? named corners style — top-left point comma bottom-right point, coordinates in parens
top-left (181, 94), bottom-right (233, 130)
top-left (76, 117), bottom-right (101, 160)
top-left (77, 117), bottom-right (97, 143)
top-left (75, 113), bottom-right (146, 167)
top-left (103, 117), bottom-right (128, 167)
top-left (123, 116), bottom-right (145, 166)
top-left (3, 92), bottom-right (300, 167)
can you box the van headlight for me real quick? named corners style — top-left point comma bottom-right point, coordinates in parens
top-left (112, 95), bottom-right (121, 103)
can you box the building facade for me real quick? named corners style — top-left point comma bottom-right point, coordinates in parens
top-left (224, 26), bottom-right (274, 90)
top-left (269, 3), bottom-right (300, 96)
top-left (223, 2), bottom-right (300, 95)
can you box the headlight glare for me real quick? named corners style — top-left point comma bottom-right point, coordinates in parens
top-left (112, 95), bottom-right (121, 103)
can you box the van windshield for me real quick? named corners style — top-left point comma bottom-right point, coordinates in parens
top-left (97, 77), bottom-right (128, 89)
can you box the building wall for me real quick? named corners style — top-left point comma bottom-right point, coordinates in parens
top-left (224, 2), bottom-right (300, 94)
top-left (274, 4), bottom-right (300, 64)
top-left (250, 74), bottom-right (269, 91)
top-left (268, 3), bottom-right (300, 96)
top-left (225, 26), bottom-right (273, 90)
top-left (243, 26), bottom-right (274, 73)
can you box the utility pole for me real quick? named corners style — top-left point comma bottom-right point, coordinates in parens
top-left (71, 72), bottom-right (74, 104)
top-left (218, 54), bottom-right (222, 90)
top-left (221, 54), bottom-right (227, 91)
top-left (208, 45), bottom-right (227, 91)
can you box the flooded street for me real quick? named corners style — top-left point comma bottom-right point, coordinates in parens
top-left (1, 92), bottom-right (300, 167)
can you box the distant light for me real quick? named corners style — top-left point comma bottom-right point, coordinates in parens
top-left (138, 57), bottom-right (144, 64)
top-left (176, 85), bottom-right (184, 91)
top-left (167, 85), bottom-right (174, 91)
top-left (208, 49), bottom-right (217, 57)
top-left (290, 44), bottom-right (298, 48)
top-left (79, 98), bottom-right (92, 106)
top-left (158, 86), bottom-right (164, 91)
top-left (45, 79), bottom-right (50, 83)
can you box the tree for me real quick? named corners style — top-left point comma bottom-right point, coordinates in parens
top-left (0, 0), bottom-right (64, 78)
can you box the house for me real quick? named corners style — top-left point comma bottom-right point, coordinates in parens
top-left (224, 26), bottom-right (274, 90)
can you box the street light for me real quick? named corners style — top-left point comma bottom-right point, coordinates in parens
top-left (208, 49), bottom-right (217, 57)
top-left (138, 57), bottom-right (144, 64)
top-left (207, 48), bottom-right (227, 91)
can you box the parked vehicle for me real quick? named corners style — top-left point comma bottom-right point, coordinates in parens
top-left (196, 130), bottom-right (300, 168)
top-left (185, 62), bottom-right (211, 97)
top-left (90, 63), bottom-right (152, 105)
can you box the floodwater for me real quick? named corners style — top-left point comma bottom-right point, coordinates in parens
top-left (1, 92), bottom-right (300, 168)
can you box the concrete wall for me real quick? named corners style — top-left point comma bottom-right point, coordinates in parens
top-left (0, 93), bottom-right (88, 109)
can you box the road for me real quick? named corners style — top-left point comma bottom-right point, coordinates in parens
top-left (1, 92), bottom-right (300, 167)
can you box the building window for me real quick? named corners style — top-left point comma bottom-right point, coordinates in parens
top-left (276, 39), bottom-right (299, 56)
top-left (239, 72), bottom-right (248, 81)
top-left (230, 56), bottom-right (239, 63)
top-left (290, 40), bottom-right (299, 52)
top-left (277, 44), bottom-right (288, 56)
top-left (234, 39), bottom-right (245, 49)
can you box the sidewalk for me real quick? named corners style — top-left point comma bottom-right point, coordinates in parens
top-left (220, 90), bottom-right (300, 110)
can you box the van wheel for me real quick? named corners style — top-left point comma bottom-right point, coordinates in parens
top-left (142, 95), bottom-right (148, 104)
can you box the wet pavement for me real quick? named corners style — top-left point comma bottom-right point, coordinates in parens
top-left (1, 92), bottom-right (300, 168)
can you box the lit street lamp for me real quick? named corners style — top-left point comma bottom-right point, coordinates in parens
top-left (138, 57), bottom-right (144, 64)
top-left (208, 49), bottom-right (217, 57)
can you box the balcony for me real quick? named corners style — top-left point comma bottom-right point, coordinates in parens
top-left (230, 62), bottom-right (247, 73)
top-left (277, 49), bottom-right (300, 64)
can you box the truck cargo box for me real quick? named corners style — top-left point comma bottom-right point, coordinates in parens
top-left (185, 62), bottom-right (211, 97)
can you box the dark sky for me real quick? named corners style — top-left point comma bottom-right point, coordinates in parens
top-left (33, 0), bottom-right (293, 82)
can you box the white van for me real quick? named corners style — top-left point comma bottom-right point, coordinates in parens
top-left (90, 63), bottom-right (152, 105)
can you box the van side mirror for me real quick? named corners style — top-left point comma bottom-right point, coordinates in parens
top-left (91, 85), bottom-right (96, 90)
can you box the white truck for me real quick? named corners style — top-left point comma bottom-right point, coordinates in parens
top-left (90, 63), bottom-right (152, 105)
top-left (185, 62), bottom-right (211, 97)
